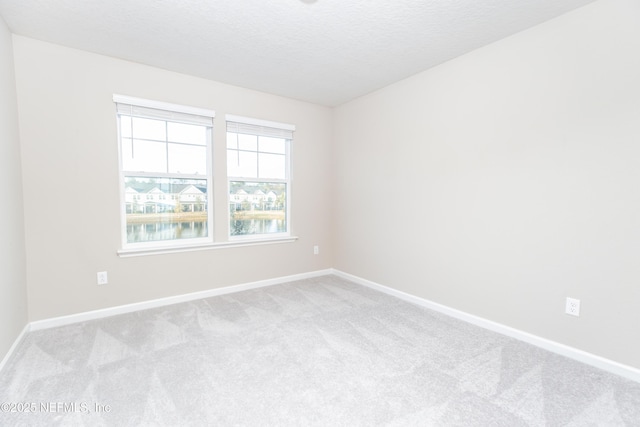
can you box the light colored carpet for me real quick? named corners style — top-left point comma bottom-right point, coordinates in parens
top-left (1, 275), bottom-right (639, 426)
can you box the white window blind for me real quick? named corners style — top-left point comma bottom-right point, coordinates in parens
top-left (114, 94), bottom-right (214, 126)
top-left (226, 114), bottom-right (294, 139)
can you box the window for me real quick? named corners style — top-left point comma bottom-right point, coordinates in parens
top-left (226, 115), bottom-right (294, 238)
top-left (115, 95), bottom-right (214, 249)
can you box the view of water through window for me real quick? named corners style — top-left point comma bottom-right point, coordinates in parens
top-left (124, 179), bottom-right (287, 243)
top-left (124, 176), bottom-right (209, 244)
top-left (127, 220), bottom-right (207, 243)
top-left (126, 218), bottom-right (286, 243)
top-left (229, 181), bottom-right (287, 236)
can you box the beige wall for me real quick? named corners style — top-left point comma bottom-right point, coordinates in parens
top-left (333, 0), bottom-right (640, 369)
top-left (0, 18), bottom-right (28, 360)
top-left (7, 0), bottom-right (640, 372)
top-left (13, 37), bottom-right (333, 321)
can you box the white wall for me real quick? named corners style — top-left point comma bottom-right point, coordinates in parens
top-left (0, 17), bottom-right (28, 360)
top-left (13, 37), bottom-right (333, 321)
top-left (333, 0), bottom-right (640, 369)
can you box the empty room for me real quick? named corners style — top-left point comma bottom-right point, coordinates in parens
top-left (1, 0), bottom-right (639, 425)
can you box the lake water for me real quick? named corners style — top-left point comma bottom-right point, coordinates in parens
top-left (127, 219), bottom-right (285, 243)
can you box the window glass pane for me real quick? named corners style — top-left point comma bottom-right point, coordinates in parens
top-left (226, 132), bottom-right (238, 149)
top-left (227, 150), bottom-right (257, 178)
top-left (226, 150), bottom-right (239, 176)
top-left (168, 143), bottom-right (207, 175)
top-left (122, 139), bottom-right (167, 173)
top-left (168, 122), bottom-right (206, 145)
top-left (229, 181), bottom-right (286, 236)
top-left (120, 116), bottom-right (132, 138)
top-left (258, 153), bottom-right (286, 179)
top-left (259, 136), bottom-right (286, 154)
top-left (124, 176), bottom-right (208, 243)
top-left (237, 133), bottom-right (258, 151)
top-left (132, 117), bottom-right (166, 141)
top-left (238, 151), bottom-right (258, 177)
top-left (122, 138), bottom-right (133, 164)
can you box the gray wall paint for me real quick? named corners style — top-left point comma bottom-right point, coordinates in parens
top-left (333, 0), bottom-right (640, 369)
top-left (0, 17), bottom-right (28, 361)
top-left (13, 37), bottom-right (333, 321)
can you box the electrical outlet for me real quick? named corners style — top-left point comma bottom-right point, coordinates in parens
top-left (565, 297), bottom-right (580, 316)
top-left (313, 245), bottom-right (319, 255)
top-left (97, 271), bottom-right (108, 285)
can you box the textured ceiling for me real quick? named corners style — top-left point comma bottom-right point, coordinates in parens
top-left (0, 0), bottom-right (596, 106)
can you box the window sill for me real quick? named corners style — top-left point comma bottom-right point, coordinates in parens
top-left (117, 236), bottom-right (298, 258)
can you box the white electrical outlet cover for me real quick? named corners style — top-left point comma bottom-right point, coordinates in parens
top-left (565, 297), bottom-right (580, 316)
top-left (97, 271), bottom-right (108, 285)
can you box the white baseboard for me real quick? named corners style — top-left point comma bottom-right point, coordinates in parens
top-left (30, 269), bottom-right (333, 331)
top-left (331, 269), bottom-right (640, 384)
top-left (14, 267), bottom-right (640, 384)
top-left (0, 323), bottom-right (30, 373)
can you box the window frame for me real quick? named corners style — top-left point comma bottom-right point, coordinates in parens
top-left (114, 94), bottom-right (215, 251)
top-left (226, 114), bottom-right (294, 241)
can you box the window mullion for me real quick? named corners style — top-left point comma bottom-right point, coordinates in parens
top-left (165, 121), bottom-right (170, 174)
top-left (130, 113), bottom-right (135, 159)
top-left (124, 171), bottom-right (207, 180)
top-left (256, 139), bottom-right (260, 179)
top-left (227, 177), bottom-right (287, 184)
